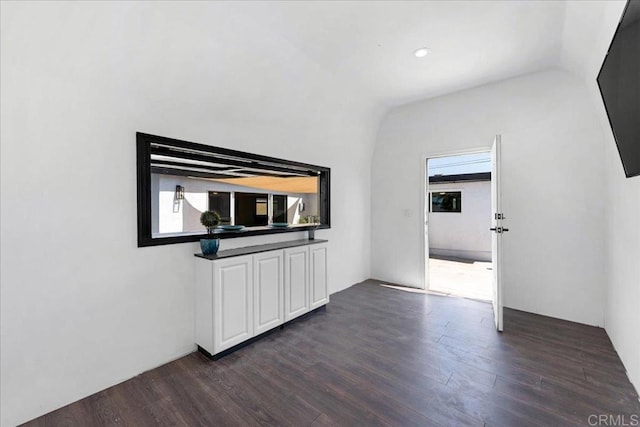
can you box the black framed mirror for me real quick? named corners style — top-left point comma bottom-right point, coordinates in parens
top-left (136, 132), bottom-right (330, 247)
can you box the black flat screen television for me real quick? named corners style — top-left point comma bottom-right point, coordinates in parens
top-left (597, 0), bottom-right (640, 178)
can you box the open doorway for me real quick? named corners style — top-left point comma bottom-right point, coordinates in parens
top-left (425, 151), bottom-right (492, 301)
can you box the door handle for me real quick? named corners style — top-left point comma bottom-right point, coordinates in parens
top-left (490, 227), bottom-right (509, 233)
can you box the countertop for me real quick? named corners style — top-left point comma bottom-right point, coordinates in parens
top-left (195, 239), bottom-right (328, 260)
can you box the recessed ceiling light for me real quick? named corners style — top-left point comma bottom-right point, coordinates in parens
top-left (414, 47), bottom-right (431, 58)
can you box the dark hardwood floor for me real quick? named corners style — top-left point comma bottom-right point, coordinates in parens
top-left (24, 280), bottom-right (640, 426)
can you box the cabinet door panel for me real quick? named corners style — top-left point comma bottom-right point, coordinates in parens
top-left (253, 251), bottom-right (284, 335)
top-left (213, 256), bottom-right (253, 352)
top-left (284, 247), bottom-right (309, 321)
top-left (310, 243), bottom-right (329, 309)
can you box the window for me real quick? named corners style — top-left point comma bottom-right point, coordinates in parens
top-left (272, 195), bottom-right (287, 223)
top-left (208, 192), bottom-right (231, 224)
top-left (235, 193), bottom-right (268, 227)
top-left (431, 191), bottom-right (461, 213)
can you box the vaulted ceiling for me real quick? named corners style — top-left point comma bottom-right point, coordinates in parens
top-left (37, 0), bottom-right (618, 144)
top-left (215, 0), bottom-right (624, 109)
top-left (9, 1), bottom-right (621, 152)
top-left (233, 0), bottom-right (568, 106)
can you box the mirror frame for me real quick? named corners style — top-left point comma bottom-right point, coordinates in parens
top-left (136, 132), bottom-right (330, 247)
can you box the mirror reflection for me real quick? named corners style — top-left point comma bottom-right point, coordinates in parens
top-left (148, 141), bottom-right (320, 238)
top-left (152, 173), bottom-right (319, 236)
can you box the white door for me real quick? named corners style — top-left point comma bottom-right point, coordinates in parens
top-left (309, 243), bottom-right (329, 310)
top-left (213, 256), bottom-right (254, 352)
top-left (253, 250), bottom-right (284, 335)
top-left (284, 246), bottom-right (309, 321)
top-left (491, 135), bottom-right (505, 331)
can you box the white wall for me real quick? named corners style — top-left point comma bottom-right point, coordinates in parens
top-left (603, 122), bottom-right (640, 395)
top-left (428, 180), bottom-right (492, 261)
top-left (372, 69), bottom-right (606, 326)
top-left (286, 194), bottom-right (318, 225)
top-left (561, 0), bottom-right (640, 394)
top-left (0, 2), bottom-right (378, 425)
top-left (599, 23), bottom-right (640, 398)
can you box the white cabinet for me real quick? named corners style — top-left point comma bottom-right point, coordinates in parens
top-left (195, 241), bottom-right (328, 357)
top-left (284, 243), bottom-right (330, 319)
top-left (196, 255), bottom-right (254, 355)
top-left (284, 246), bottom-right (310, 321)
top-left (212, 256), bottom-right (253, 352)
top-left (253, 250), bottom-right (284, 335)
top-left (310, 243), bottom-right (329, 310)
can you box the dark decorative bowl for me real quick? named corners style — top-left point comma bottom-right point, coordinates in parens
top-left (270, 223), bottom-right (290, 228)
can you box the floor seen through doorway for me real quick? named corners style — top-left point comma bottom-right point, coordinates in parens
top-left (428, 255), bottom-right (492, 301)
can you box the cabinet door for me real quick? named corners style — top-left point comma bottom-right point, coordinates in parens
top-left (253, 250), bottom-right (284, 335)
top-left (284, 246), bottom-right (309, 321)
top-left (213, 255), bottom-right (254, 352)
top-left (309, 243), bottom-right (329, 310)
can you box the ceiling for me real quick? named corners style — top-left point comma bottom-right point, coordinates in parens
top-left (228, 0), bottom-right (569, 107)
top-left (59, 0), bottom-right (624, 134)
top-left (211, 177), bottom-right (318, 194)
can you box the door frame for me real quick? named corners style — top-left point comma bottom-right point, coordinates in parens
top-left (421, 146), bottom-right (492, 291)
